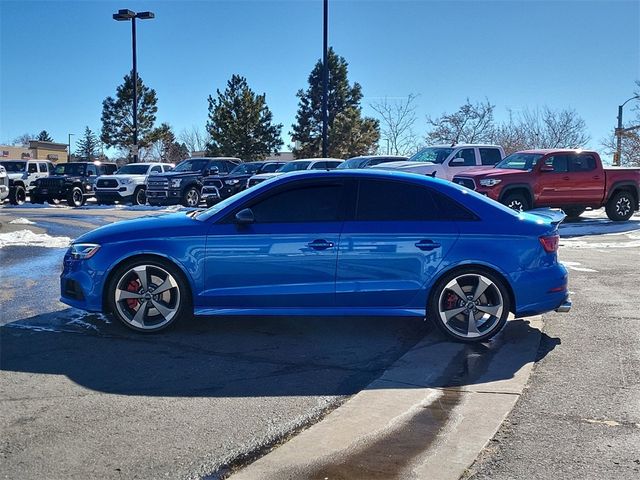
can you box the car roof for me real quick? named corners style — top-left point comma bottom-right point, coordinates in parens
top-left (187, 157), bottom-right (241, 161)
top-left (291, 158), bottom-right (343, 163)
top-left (514, 148), bottom-right (597, 155)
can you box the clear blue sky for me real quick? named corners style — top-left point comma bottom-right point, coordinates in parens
top-left (1, 0), bottom-right (638, 160)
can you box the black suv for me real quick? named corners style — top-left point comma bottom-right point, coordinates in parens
top-left (201, 161), bottom-right (286, 207)
top-left (146, 157), bottom-right (240, 207)
top-left (31, 161), bottom-right (118, 207)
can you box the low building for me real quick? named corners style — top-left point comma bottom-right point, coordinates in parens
top-left (0, 141), bottom-right (69, 163)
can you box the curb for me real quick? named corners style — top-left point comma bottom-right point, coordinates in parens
top-left (228, 316), bottom-right (542, 480)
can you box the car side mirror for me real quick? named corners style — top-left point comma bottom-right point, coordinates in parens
top-left (449, 159), bottom-right (465, 166)
top-left (540, 164), bottom-right (554, 172)
top-left (205, 166), bottom-right (219, 176)
top-left (235, 208), bottom-right (255, 225)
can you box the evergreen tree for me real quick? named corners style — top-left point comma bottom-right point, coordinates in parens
top-left (205, 74), bottom-right (283, 160)
top-left (100, 72), bottom-right (158, 155)
top-left (75, 127), bottom-right (100, 161)
top-left (291, 48), bottom-right (379, 158)
top-left (36, 130), bottom-right (53, 142)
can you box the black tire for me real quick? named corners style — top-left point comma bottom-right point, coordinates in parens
top-left (67, 187), bottom-right (86, 207)
top-left (502, 192), bottom-right (530, 212)
top-left (428, 268), bottom-right (511, 343)
top-left (106, 257), bottom-right (191, 333)
top-left (9, 185), bottom-right (26, 205)
top-left (564, 207), bottom-right (586, 219)
top-left (133, 187), bottom-right (146, 206)
top-left (605, 191), bottom-right (635, 222)
top-left (181, 186), bottom-right (200, 207)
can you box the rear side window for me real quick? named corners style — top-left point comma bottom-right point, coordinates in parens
top-left (570, 154), bottom-right (596, 172)
top-left (48, 163), bottom-right (55, 174)
top-left (38, 163), bottom-right (48, 172)
top-left (451, 148), bottom-right (476, 167)
top-left (356, 180), bottom-right (439, 221)
top-left (431, 190), bottom-right (477, 221)
top-left (250, 183), bottom-right (343, 223)
top-left (479, 148), bottom-right (502, 166)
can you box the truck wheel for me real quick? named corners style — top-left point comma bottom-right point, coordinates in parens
top-left (605, 191), bottom-right (635, 222)
top-left (67, 187), bottom-right (86, 207)
top-left (502, 192), bottom-right (530, 212)
top-left (564, 207), bottom-right (585, 219)
top-left (181, 187), bottom-right (200, 207)
top-left (133, 187), bottom-right (146, 206)
top-left (9, 186), bottom-right (26, 205)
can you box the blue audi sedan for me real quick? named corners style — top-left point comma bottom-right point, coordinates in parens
top-left (60, 170), bottom-right (570, 342)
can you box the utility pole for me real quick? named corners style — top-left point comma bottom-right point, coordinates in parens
top-left (614, 95), bottom-right (639, 166)
top-left (321, 0), bottom-right (329, 158)
top-left (68, 133), bottom-right (74, 162)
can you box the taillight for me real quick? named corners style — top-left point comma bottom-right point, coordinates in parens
top-left (539, 234), bottom-right (559, 253)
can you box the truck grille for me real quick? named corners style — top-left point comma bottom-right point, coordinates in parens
top-left (147, 178), bottom-right (169, 191)
top-left (97, 178), bottom-right (118, 188)
top-left (38, 178), bottom-right (64, 188)
top-left (453, 178), bottom-right (476, 190)
top-left (204, 179), bottom-right (224, 189)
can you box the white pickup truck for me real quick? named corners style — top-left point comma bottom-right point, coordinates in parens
top-left (95, 162), bottom-right (172, 205)
top-left (0, 165), bottom-right (9, 202)
top-left (373, 144), bottom-right (505, 181)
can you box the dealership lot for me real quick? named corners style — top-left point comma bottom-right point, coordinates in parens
top-left (1, 204), bottom-right (639, 479)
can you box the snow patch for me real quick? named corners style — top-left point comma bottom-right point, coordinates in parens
top-left (0, 229), bottom-right (71, 248)
top-left (8, 217), bottom-right (35, 225)
top-left (562, 261), bottom-right (598, 273)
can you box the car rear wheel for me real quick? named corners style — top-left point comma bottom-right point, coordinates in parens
top-left (133, 187), bottom-right (146, 206)
top-left (107, 259), bottom-right (190, 332)
top-left (9, 185), bottom-right (26, 205)
top-left (181, 187), bottom-right (200, 207)
top-left (605, 191), bottom-right (635, 222)
top-left (67, 187), bottom-right (86, 207)
top-left (429, 269), bottom-right (510, 343)
top-left (502, 192), bottom-right (530, 212)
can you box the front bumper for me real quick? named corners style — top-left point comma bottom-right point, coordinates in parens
top-left (60, 255), bottom-right (105, 312)
top-left (146, 189), bottom-right (181, 205)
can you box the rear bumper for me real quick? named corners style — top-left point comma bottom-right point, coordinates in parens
top-left (510, 263), bottom-right (570, 317)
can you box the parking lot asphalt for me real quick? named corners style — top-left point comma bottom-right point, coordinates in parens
top-left (1, 204), bottom-right (639, 479)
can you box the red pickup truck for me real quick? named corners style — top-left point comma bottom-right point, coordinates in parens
top-left (452, 149), bottom-right (640, 221)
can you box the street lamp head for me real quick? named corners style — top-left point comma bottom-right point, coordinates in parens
top-left (136, 11), bottom-right (155, 20)
top-left (113, 9), bottom-right (135, 21)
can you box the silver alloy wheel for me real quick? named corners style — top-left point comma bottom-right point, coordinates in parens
top-left (185, 189), bottom-right (199, 207)
top-left (114, 264), bottom-right (180, 330)
top-left (437, 273), bottom-right (504, 340)
top-left (135, 188), bottom-right (146, 205)
top-left (616, 196), bottom-right (632, 217)
top-left (72, 189), bottom-right (83, 206)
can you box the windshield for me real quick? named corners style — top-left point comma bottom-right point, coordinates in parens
top-left (495, 153), bottom-right (543, 171)
top-left (54, 163), bottom-right (86, 176)
top-left (0, 161), bottom-right (26, 172)
top-left (231, 163), bottom-right (262, 175)
top-left (408, 147), bottom-right (454, 164)
top-left (279, 161), bottom-right (311, 172)
top-left (337, 158), bottom-right (365, 169)
top-left (116, 164), bottom-right (150, 175)
top-left (173, 159), bottom-right (209, 172)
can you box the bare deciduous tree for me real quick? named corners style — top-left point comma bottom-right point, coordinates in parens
top-left (370, 94), bottom-right (419, 156)
top-left (179, 126), bottom-right (210, 154)
top-left (11, 133), bottom-right (36, 147)
top-left (426, 99), bottom-right (495, 145)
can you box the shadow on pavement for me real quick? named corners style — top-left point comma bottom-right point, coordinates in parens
top-left (0, 311), bottom-right (559, 398)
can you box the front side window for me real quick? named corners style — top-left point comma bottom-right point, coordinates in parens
top-left (172, 159), bottom-right (209, 172)
top-left (260, 163), bottom-right (283, 173)
top-left (28, 163), bottom-right (38, 173)
top-left (450, 149), bottom-right (476, 167)
top-left (355, 179), bottom-right (439, 221)
top-left (150, 165), bottom-right (162, 173)
top-left (409, 147), bottom-right (454, 164)
top-left (231, 163), bottom-right (261, 175)
top-left (279, 161), bottom-right (312, 173)
top-left (250, 183), bottom-right (343, 223)
top-left (479, 148), bottom-right (502, 166)
top-left (495, 153), bottom-right (542, 170)
top-left (86, 165), bottom-right (98, 176)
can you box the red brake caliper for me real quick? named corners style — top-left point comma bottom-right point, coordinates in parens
top-left (445, 292), bottom-right (458, 310)
top-left (126, 279), bottom-right (141, 310)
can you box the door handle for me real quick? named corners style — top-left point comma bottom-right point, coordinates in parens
top-left (562, 176), bottom-right (570, 180)
top-left (415, 240), bottom-right (441, 251)
top-left (307, 239), bottom-right (334, 250)
top-left (592, 176), bottom-right (600, 180)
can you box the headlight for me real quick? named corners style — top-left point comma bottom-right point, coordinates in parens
top-left (224, 179), bottom-right (240, 185)
top-left (479, 179), bottom-right (502, 187)
top-left (85, 184), bottom-right (92, 191)
top-left (120, 178), bottom-right (133, 185)
top-left (170, 179), bottom-right (182, 188)
top-left (69, 243), bottom-right (100, 260)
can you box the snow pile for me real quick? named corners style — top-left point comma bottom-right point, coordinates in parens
top-left (8, 218), bottom-right (36, 225)
top-left (0, 229), bottom-right (71, 248)
top-left (560, 219), bottom-right (640, 237)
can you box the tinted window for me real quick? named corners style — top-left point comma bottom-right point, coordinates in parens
top-left (356, 180), bottom-right (439, 221)
top-left (544, 155), bottom-right (569, 173)
top-left (409, 147), bottom-right (454, 164)
top-left (86, 165), bottom-right (98, 176)
top-left (260, 163), bottom-right (283, 173)
top-left (451, 148), bottom-right (476, 167)
top-left (326, 161), bottom-right (342, 169)
top-left (570, 154), bottom-right (596, 172)
top-left (250, 183), bottom-right (343, 223)
top-left (150, 165), bottom-right (162, 173)
top-left (28, 163), bottom-right (38, 173)
top-left (431, 190), bottom-right (477, 221)
top-left (280, 161), bottom-right (311, 172)
top-left (479, 148), bottom-right (502, 166)
top-left (209, 160), bottom-right (228, 173)
top-left (310, 162), bottom-right (327, 170)
top-left (39, 163), bottom-right (48, 173)
top-left (48, 163), bottom-right (55, 174)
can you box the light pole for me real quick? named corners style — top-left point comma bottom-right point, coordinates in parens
top-left (68, 133), bottom-right (74, 161)
top-left (321, 0), bottom-right (329, 158)
top-left (614, 95), bottom-right (639, 166)
top-left (113, 9), bottom-right (155, 162)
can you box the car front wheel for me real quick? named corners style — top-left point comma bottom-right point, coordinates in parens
top-left (107, 259), bottom-right (190, 332)
top-left (10, 185), bottom-right (26, 205)
top-left (429, 269), bottom-right (511, 343)
top-left (181, 187), bottom-right (200, 207)
top-left (67, 187), bottom-right (86, 207)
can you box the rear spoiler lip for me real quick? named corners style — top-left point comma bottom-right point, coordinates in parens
top-left (522, 208), bottom-right (567, 228)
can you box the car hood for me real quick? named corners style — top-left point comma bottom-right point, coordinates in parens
top-left (99, 174), bottom-right (146, 181)
top-left (75, 212), bottom-right (202, 244)
top-left (149, 171), bottom-right (203, 180)
top-left (373, 161), bottom-right (438, 172)
top-left (455, 168), bottom-right (528, 179)
top-left (7, 172), bottom-right (27, 180)
top-left (40, 175), bottom-right (82, 182)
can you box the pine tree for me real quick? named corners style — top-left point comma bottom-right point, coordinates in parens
top-left (205, 74), bottom-right (283, 160)
top-left (75, 127), bottom-right (100, 161)
top-left (100, 72), bottom-right (158, 155)
top-left (36, 130), bottom-right (53, 142)
top-left (291, 48), bottom-right (379, 158)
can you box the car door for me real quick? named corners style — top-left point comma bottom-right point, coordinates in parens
top-left (445, 148), bottom-right (477, 180)
top-left (202, 179), bottom-right (346, 309)
top-left (26, 162), bottom-right (39, 187)
top-left (536, 154), bottom-right (571, 205)
top-left (567, 153), bottom-right (605, 204)
top-left (336, 178), bottom-right (459, 308)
